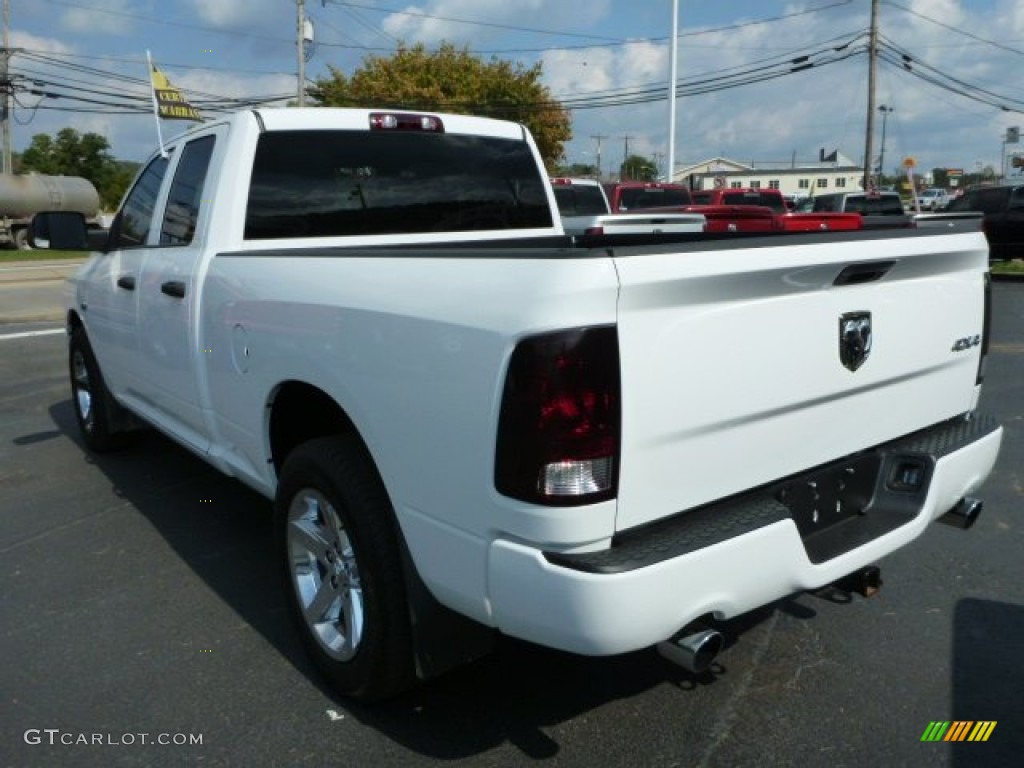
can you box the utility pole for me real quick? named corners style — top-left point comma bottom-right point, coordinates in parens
top-left (296, 0), bottom-right (306, 106)
top-left (620, 135), bottom-right (633, 179)
top-left (1, 0), bottom-right (11, 175)
top-left (862, 0), bottom-right (880, 191)
top-left (590, 134), bottom-right (606, 180)
top-left (667, 0), bottom-right (679, 183)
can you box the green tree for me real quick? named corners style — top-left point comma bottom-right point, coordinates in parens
top-left (308, 42), bottom-right (572, 170)
top-left (619, 154), bottom-right (658, 182)
top-left (20, 128), bottom-right (130, 209)
top-left (552, 162), bottom-right (599, 178)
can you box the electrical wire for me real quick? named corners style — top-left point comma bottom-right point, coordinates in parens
top-left (883, 0), bottom-right (1024, 58)
top-left (14, 2), bottom-right (1024, 120)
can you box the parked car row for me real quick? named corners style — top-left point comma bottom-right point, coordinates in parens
top-left (548, 178), bottom-right (1024, 260)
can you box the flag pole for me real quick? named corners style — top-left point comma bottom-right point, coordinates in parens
top-left (146, 50), bottom-right (167, 158)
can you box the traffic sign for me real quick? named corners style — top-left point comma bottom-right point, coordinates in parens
top-left (902, 156), bottom-right (917, 169)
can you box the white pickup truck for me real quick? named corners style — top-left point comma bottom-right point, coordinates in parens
top-left (35, 107), bottom-right (1002, 700)
top-left (550, 176), bottom-right (705, 236)
top-left (916, 188), bottom-right (954, 211)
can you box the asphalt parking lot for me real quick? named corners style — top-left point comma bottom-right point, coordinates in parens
top-left (1, 273), bottom-right (1022, 767)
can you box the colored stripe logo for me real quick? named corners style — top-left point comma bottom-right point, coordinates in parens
top-left (921, 721), bottom-right (996, 742)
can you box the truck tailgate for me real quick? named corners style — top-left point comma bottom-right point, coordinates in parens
top-left (611, 230), bottom-right (988, 532)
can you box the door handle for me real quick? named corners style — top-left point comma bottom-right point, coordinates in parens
top-left (161, 280), bottom-right (186, 298)
top-left (833, 261), bottom-right (895, 286)
top-left (116, 275), bottom-right (136, 290)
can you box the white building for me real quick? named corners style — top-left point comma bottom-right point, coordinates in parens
top-left (673, 149), bottom-right (866, 199)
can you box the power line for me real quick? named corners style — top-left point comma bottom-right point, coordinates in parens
top-left (41, 0), bottom-right (291, 45)
top-left (322, 0), bottom-right (625, 42)
top-left (18, 49), bottom-right (296, 78)
top-left (884, 0), bottom-right (1024, 57)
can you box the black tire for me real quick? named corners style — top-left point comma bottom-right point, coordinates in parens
top-left (275, 435), bottom-right (415, 700)
top-left (69, 327), bottom-right (127, 452)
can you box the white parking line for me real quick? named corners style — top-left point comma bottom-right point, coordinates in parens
top-left (0, 328), bottom-right (64, 341)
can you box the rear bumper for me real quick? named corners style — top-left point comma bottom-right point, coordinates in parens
top-left (486, 415), bottom-right (1002, 655)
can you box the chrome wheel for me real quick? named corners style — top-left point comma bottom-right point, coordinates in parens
top-left (275, 435), bottom-right (415, 698)
top-left (68, 327), bottom-right (129, 452)
top-left (287, 488), bottom-right (365, 661)
top-left (71, 348), bottom-right (94, 433)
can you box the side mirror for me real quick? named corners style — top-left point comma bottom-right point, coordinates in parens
top-left (29, 211), bottom-right (91, 250)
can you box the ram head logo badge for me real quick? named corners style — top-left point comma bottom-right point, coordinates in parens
top-left (839, 312), bottom-right (872, 371)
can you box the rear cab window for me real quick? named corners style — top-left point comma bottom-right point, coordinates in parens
top-left (614, 187), bottom-right (691, 210)
top-left (552, 184), bottom-right (608, 216)
top-left (244, 130), bottom-right (553, 239)
top-left (815, 193), bottom-right (903, 215)
top-left (720, 191), bottom-right (785, 212)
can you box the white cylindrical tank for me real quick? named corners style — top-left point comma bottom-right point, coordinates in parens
top-left (0, 174), bottom-right (101, 219)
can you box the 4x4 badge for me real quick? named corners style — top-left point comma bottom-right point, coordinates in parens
top-left (839, 312), bottom-right (872, 371)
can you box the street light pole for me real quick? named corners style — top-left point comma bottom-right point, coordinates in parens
top-left (877, 105), bottom-right (893, 181)
top-left (296, 0), bottom-right (305, 106)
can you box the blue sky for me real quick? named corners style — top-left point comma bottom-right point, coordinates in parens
top-left (10, 0), bottom-right (1024, 182)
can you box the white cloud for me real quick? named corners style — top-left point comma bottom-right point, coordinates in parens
top-left (188, 0), bottom-right (286, 30)
top-left (11, 31), bottom-right (75, 55)
top-left (60, 0), bottom-right (138, 36)
top-left (379, 0), bottom-right (613, 47)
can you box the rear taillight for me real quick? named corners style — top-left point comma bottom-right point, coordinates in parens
top-left (495, 327), bottom-right (620, 505)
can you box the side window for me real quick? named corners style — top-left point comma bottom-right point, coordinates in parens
top-left (1009, 187), bottom-right (1024, 210)
top-left (111, 153), bottom-right (171, 248)
top-left (161, 135), bottom-right (216, 245)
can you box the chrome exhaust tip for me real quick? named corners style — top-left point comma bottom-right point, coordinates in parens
top-left (657, 628), bottom-right (723, 674)
top-left (938, 497), bottom-right (983, 529)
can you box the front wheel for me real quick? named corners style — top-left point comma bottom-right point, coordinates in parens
top-left (275, 435), bottom-right (414, 700)
top-left (69, 327), bottom-right (127, 452)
